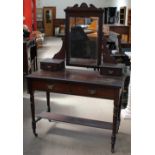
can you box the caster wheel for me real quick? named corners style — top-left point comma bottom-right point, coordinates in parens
top-left (111, 148), bottom-right (115, 153)
top-left (34, 133), bottom-right (38, 137)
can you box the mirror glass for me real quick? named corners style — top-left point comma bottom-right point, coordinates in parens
top-left (68, 17), bottom-right (99, 66)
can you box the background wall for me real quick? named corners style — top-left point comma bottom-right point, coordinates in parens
top-left (114, 0), bottom-right (131, 10)
top-left (37, 0), bottom-right (131, 18)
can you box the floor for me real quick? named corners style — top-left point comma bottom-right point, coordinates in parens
top-left (23, 37), bottom-right (131, 155)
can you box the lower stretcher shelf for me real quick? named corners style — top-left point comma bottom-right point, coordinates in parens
top-left (36, 112), bottom-right (112, 130)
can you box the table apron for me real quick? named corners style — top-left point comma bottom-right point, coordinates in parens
top-left (29, 80), bottom-right (120, 100)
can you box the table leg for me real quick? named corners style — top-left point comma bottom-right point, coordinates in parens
top-left (46, 91), bottom-right (51, 112)
top-left (30, 92), bottom-right (38, 137)
top-left (46, 91), bottom-right (52, 122)
top-left (111, 94), bottom-right (119, 153)
top-left (117, 93), bottom-right (123, 133)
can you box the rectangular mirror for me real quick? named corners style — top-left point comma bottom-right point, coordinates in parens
top-left (69, 17), bottom-right (99, 66)
top-left (65, 4), bottom-right (103, 68)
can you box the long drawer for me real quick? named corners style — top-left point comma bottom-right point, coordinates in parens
top-left (31, 80), bottom-right (116, 99)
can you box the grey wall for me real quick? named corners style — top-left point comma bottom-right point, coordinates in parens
top-left (37, 0), bottom-right (131, 18)
top-left (113, 0), bottom-right (131, 10)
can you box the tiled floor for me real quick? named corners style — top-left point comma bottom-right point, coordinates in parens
top-left (23, 37), bottom-right (131, 155)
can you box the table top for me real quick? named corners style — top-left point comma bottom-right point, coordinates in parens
top-left (27, 69), bottom-right (125, 88)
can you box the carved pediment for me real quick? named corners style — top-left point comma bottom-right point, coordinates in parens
top-left (65, 3), bottom-right (102, 11)
top-left (73, 3), bottom-right (96, 9)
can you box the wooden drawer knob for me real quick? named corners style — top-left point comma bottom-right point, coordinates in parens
top-left (108, 70), bottom-right (114, 74)
top-left (88, 89), bottom-right (96, 95)
top-left (47, 85), bottom-right (54, 90)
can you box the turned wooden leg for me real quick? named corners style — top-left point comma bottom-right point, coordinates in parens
top-left (111, 107), bottom-right (117, 153)
top-left (111, 135), bottom-right (116, 153)
top-left (46, 91), bottom-right (51, 112)
top-left (46, 91), bottom-right (51, 122)
top-left (30, 92), bottom-right (38, 137)
top-left (116, 93), bottom-right (123, 133)
top-left (111, 93), bottom-right (119, 153)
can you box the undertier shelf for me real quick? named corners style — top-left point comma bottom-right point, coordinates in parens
top-left (36, 112), bottom-right (112, 130)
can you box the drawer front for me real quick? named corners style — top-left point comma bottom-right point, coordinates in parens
top-left (31, 80), bottom-right (70, 93)
top-left (31, 81), bottom-right (115, 99)
top-left (40, 63), bottom-right (54, 71)
top-left (70, 84), bottom-right (115, 99)
top-left (100, 68), bottom-right (122, 76)
top-left (40, 63), bottom-right (63, 71)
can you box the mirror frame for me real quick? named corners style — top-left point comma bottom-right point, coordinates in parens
top-left (64, 3), bottom-right (104, 67)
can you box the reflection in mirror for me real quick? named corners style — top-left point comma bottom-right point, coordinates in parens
top-left (69, 17), bottom-right (99, 66)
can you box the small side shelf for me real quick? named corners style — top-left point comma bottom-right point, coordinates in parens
top-left (36, 112), bottom-right (112, 129)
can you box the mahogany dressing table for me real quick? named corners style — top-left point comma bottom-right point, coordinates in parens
top-left (26, 3), bottom-right (127, 153)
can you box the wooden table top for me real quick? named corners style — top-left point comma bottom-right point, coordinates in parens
top-left (27, 69), bottom-right (125, 88)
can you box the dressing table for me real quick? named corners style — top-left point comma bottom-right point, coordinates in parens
top-left (26, 3), bottom-right (126, 153)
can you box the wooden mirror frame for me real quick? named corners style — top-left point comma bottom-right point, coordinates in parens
top-left (64, 3), bottom-right (104, 67)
